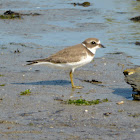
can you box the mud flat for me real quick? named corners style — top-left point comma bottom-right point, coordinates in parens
top-left (0, 50), bottom-right (140, 139)
top-left (0, 0), bottom-right (140, 139)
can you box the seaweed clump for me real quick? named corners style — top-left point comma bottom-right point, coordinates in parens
top-left (72, 2), bottom-right (90, 7)
top-left (63, 98), bottom-right (108, 106)
top-left (83, 79), bottom-right (102, 84)
top-left (0, 84), bottom-right (5, 86)
top-left (0, 10), bottom-right (21, 19)
top-left (130, 16), bottom-right (140, 22)
top-left (20, 89), bottom-right (31, 95)
top-left (135, 42), bottom-right (140, 45)
top-left (0, 10), bottom-right (41, 20)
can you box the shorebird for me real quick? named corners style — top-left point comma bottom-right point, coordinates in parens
top-left (27, 38), bottom-right (105, 89)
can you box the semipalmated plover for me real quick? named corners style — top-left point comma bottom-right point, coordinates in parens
top-left (27, 38), bottom-right (105, 89)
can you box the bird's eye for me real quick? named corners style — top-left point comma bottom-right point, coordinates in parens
top-left (91, 41), bottom-right (96, 44)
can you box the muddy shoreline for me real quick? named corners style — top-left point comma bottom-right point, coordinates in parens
top-left (0, 52), bottom-right (140, 139)
top-left (0, 0), bottom-right (140, 139)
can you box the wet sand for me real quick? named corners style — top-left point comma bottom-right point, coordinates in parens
top-left (0, 0), bottom-right (140, 139)
top-left (1, 52), bottom-right (140, 139)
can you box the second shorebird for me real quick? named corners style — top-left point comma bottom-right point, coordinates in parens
top-left (27, 38), bottom-right (105, 89)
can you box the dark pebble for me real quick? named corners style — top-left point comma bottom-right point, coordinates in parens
top-left (135, 42), bottom-right (140, 45)
top-left (130, 16), bottom-right (140, 22)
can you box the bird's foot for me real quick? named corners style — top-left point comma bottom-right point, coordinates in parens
top-left (72, 85), bottom-right (83, 89)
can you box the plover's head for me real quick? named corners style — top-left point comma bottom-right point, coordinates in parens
top-left (82, 38), bottom-right (105, 54)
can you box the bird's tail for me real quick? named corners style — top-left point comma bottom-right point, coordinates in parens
top-left (26, 61), bottom-right (38, 65)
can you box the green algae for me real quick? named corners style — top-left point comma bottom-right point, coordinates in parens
top-left (0, 10), bottom-right (41, 20)
top-left (72, 2), bottom-right (91, 7)
top-left (0, 14), bottom-right (21, 19)
top-left (0, 84), bottom-right (5, 86)
top-left (82, 2), bottom-right (91, 7)
top-left (64, 98), bottom-right (109, 106)
top-left (20, 89), bottom-right (31, 95)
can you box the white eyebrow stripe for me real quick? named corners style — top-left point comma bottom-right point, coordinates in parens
top-left (98, 40), bottom-right (101, 44)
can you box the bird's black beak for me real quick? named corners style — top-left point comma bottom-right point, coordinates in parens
top-left (99, 44), bottom-right (105, 48)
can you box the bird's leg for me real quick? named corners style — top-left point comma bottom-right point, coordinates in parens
top-left (69, 70), bottom-right (83, 89)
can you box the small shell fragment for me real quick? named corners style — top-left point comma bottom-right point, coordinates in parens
top-left (116, 101), bottom-right (124, 105)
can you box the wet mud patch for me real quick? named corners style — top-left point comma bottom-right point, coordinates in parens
top-left (0, 120), bottom-right (42, 135)
top-left (128, 112), bottom-right (140, 118)
top-left (13, 80), bottom-right (71, 86)
top-left (9, 42), bottom-right (41, 49)
top-left (107, 52), bottom-right (124, 55)
top-left (76, 23), bottom-right (106, 31)
top-left (0, 42), bottom-right (41, 55)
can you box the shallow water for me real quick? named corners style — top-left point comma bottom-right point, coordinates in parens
top-left (0, 0), bottom-right (140, 65)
